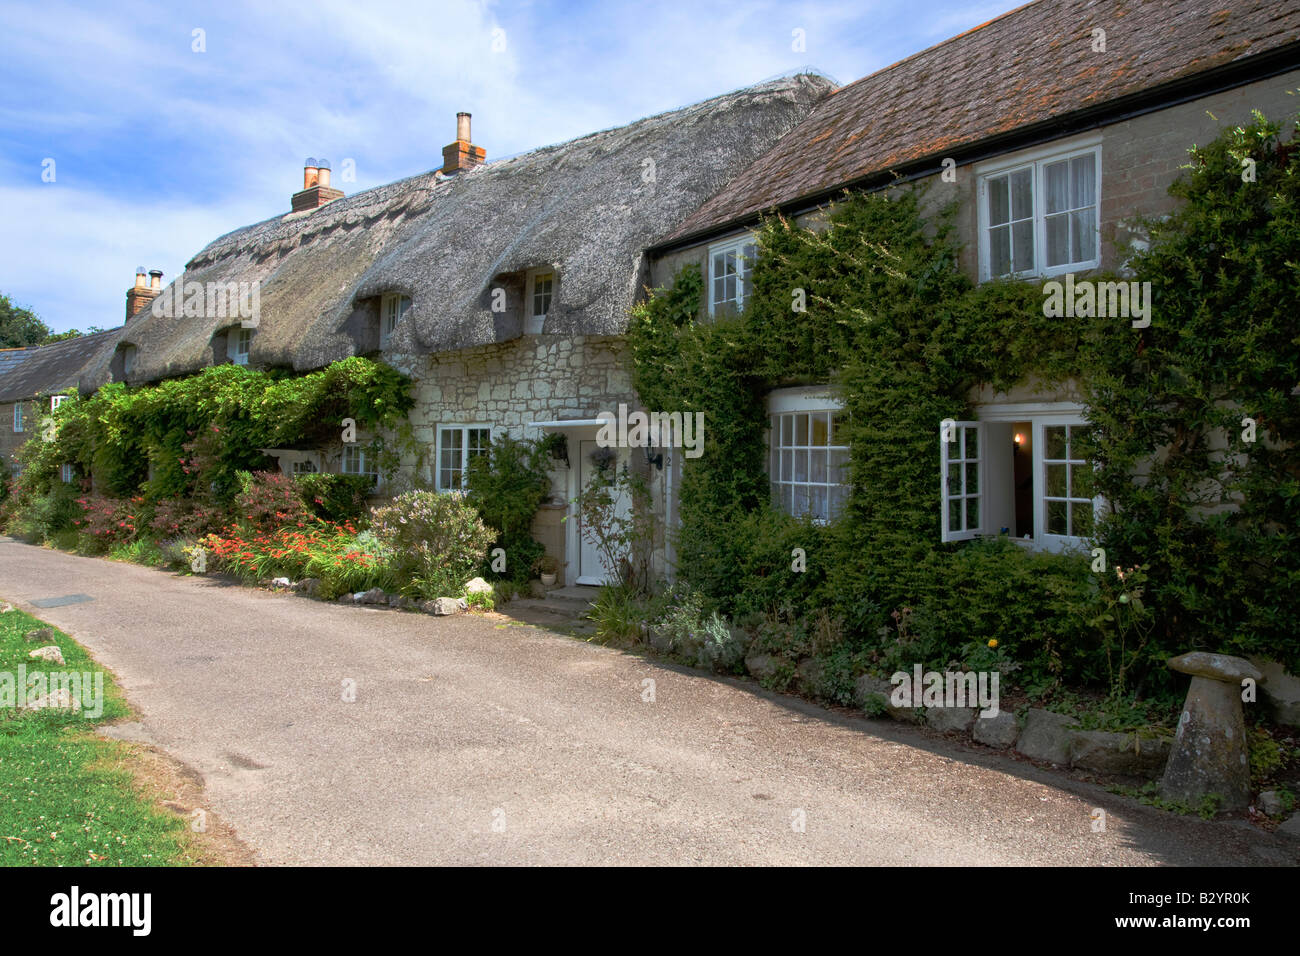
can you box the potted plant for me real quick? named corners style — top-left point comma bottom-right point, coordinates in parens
top-left (537, 554), bottom-right (559, 587)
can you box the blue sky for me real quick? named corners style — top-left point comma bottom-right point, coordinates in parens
top-left (0, 0), bottom-right (1017, 333)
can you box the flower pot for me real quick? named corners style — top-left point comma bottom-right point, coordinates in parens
top-left (540, 573), bottom-right (557, 587)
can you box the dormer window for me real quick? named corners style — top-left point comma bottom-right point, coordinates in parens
top-left (524, 270), bottom-right (554, 334)
top-left (380, 294), bottom-right (410, 348)
top-left (114, 343), bottom-right (137, 381)
top-left (232, 327), bottom-right (252, 365)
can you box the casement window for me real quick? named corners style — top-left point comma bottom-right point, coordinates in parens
top-left (767, 389), bottom-right (849, 523)
top-left (61, 463), bottom-right (74, 484)
top-left (939, 404), bottom-right (1099, 552)
top-left (523, 271), bottom-right (554, 333)
top-left (291, 459), bottom-right (318, 474)
top-left (232, 328), bottom-right (252, 365)
top-left (13, 403), bottom-right (24, 433)
top-left (341, 445), bottom-right (379, 488)
top-left (437, 424), bottom-right (491, 490)
top-left (708, 234), bottom-right (757, 316)
top-left (120, 344), bottom-right (137, 377)
top-left (977, 141), bottom-right (1101, 281)
top-left (51, 395), bottom-right (67, 411)
top-left (380, 293), bottom-right (411, 347)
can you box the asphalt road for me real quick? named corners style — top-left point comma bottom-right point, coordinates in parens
top-left (2, 537), bottom-right (1295, 866)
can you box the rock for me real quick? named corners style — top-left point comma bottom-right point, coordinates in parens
top-left (0, 601), bottom-right (14, 613)
top-left (270, 577), bottom-right (292, 588)
top-left (464, 577), bottom-right (493, 595)
top-left (424, 597), bottom-right (461, 616)
top-left (853, 675), bottom-right (892, 710)
top-left (794, 658), bottom-right (824, 697)
top-left (337, 594), bottom-right (355, 604)
top-left (647, 626), bottom-right (673, 655)
top-left (1069, 730), bottom-right (1171, 777)
top-left (24, 627), bottom-right (55, 644)
top-left (926, 706), bottom-right (977, 734)
top-left (1252, 658), bottom-right (1300, 729)
top-left (528, 580), bottom-right (547, 599)
top-left (1279, 813), bottom-right (1300, 839)
top-left (24, 689), bottom-right (80, 712)
top-left (1015, 708), bottom-right (1080, 764)
top-left (457, 597), bottom-right (469, 611)
top-left (29, 646), bottom-right (65, 666)
top-left (973, 711), bottom-right (1019, 748)
top-left (1161, 655), bottom-right (1256, 811)
top-left (358, 588), bottom-right (387, 605)
top-left (387, 594), bottom-right (408, 608)
top-left (1258, 790), bottom-right (1287, 817)
top-left (1167, 651), bottom-right (1261, 684)
top-left (744, 652), bottom-right (779, 682)
top-left (297, 578), bottom-right (321, 596)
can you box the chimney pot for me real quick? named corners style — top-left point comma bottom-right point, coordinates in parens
top-left (442, 112), bottom-right (486, 175)
top-left (149, 269), bottom-right (163, 291)
top-left (134, 268), bottom-right (148, 290)
top-left (292, 156), bottom-right (344, 212)
top-left (457, 112), bottom-right (472, 143)
top-left (303, 158), bottom-right (320, 190)
top-left (316, 159), bottom-right (331, 189)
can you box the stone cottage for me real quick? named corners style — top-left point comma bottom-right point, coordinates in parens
top-left (68, 74), bottom-right (835, 585)
top-left (642, 0), bottom-right (1300, 558)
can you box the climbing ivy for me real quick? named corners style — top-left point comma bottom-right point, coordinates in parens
top-left (14, 357), bottom-right (415, 505)
top-left (629, 108), bottom-right (1300, 689)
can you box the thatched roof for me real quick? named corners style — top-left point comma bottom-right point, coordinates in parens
top-left (83, 74), bottom-right (833, 387)
top-left (0, 330), bottom-right (120, 404)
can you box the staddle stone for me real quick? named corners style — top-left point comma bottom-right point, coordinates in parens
top-left (1160, 652), bottom-right (1259, 811)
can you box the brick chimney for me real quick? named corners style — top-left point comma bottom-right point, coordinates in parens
top-left (292, 157), bottom-right (344, 212)
top-left (125, 267), bottom-right (162, 320)
top-left (442, 112), bottom-right (486, 175)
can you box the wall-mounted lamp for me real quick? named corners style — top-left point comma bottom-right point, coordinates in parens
top-left (1013, 432), bottom-right (1025, 446)
top-left (549, 434), bottom-right (569, 467)
top-left (644, 446), bottom-right (663, 471)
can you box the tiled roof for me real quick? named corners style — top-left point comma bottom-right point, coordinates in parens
top-left (661, 0), bottom-right (1300, 246)
top-left (0, 330), bottom-right (119, 404)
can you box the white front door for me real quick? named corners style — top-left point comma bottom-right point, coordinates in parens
top-left (574, 439), bottom-right (629, 586)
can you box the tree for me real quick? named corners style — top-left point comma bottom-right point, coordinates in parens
top-left (0, 294), bottom-right (51, 348)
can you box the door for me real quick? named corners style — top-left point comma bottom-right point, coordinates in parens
top-left (575, 439), bottom-right (629, 586)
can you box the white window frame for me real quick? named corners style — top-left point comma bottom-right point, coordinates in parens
top-left (940, 401), bottom-right (1101, 552)
top-left (120, 345), bottom-right (137, 376)
top-left (523, 270), bottom-right (554, 334)
top-left (51, 394), bottom-right (67, 411)
top-left (380, 293), bottom-right (410, 347)
top-left (939, 421), bottom-right (983, 542)
top-left (976, 135), bottom-right (1102, 282)
top-left (232, 327), bottom-right (252, 365)
top-left (765, 387), bottom-right (849, 524)
top-left (13, 403), bottom-right (24, 433)
top-left (707, 233), bottom-right (758, 316)
top-left (436, 424), bottom-right (492, 491)
top-left (341, 444), bottom-right (379, 488)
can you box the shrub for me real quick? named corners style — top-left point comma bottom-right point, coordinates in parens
top-left (233, 471), bottom-right (313, 532)
top-left (464, 434), bottom-right (556, 583)
top-left (369, 491), bottom-right (495, 598)
top-left (149, 498), bottom-right (219, 538)
top-left (72, 494), bottom-right (144, 554)
top-left (4, 483), bottom-right (81, 543)
top-left (295, 473), bottom-right (373, 525)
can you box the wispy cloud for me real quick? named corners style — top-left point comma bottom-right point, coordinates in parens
top-left (0, 0), bottom-right (1021, 332)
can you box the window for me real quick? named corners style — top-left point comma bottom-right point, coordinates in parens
top-left (531, 273), bottom-right (553, 320)
top-left (120, 344), bottom-right (137, 377)
top-left (939, 404), bottom-right (1098, 551)
top-left (978, 142), bottom-right (1100, 280)
top-left (767, 390), bottom-right (849, 522)
top-left (341, 445), bottom-right (379, 488)
top-left (291, 458), bottom-right (318, 474)
top-left (51, 395), bottom-right (67, 411)
top-left (232, 328), bottom-right (252, 365)
top-left (380, 293), bottom-right (410, 347)
top-left (708, 234), bottom-right (757, 315)
top-left (61, 463), bottom-right (74, 484)
top-left (437, 425), bottom-right (491, 490)
top-left (13, 403), bottom-right (24, 433)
